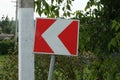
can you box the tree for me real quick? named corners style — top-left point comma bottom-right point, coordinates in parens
top-left (0, 27), bottom-right (2, 34)
top-left (78, 0), bottom-right (120, 80)
top-left (34, 0), bottom-right (120, 80)
top-left (0, 16), bottom-right (15, 34)
top-left (34, 0), bottom-right (73, 18)
top-left (34, 0), bottom-right (119, 55)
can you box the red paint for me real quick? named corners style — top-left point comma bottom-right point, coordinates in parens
top-left (34, 18), bottom-right (56, 54)
top-left (58, 21), bottom-right (78, 55)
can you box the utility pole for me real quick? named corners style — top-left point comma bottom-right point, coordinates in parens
top-left (11, 0), bottom-right (18, 45)
top-left (18, 0), bottom-right (34, 80)
top-left (15, 0), bottom-right (18, 45)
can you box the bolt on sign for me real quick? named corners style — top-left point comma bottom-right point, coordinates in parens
top-left (33, 18), bottom-right (79, 56)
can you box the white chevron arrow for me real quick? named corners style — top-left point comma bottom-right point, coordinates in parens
top-left (42, 19), bottom-right (73, 55)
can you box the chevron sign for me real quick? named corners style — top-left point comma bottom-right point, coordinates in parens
top-left (33, 18), bottom-right (79, 56)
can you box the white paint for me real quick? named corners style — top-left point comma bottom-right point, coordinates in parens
top-left (18, 8), bottom-right (34, 80)
top-left (42, 19), bottom-right (73, 55)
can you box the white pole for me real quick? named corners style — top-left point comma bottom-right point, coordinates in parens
top-left (18, 0), bottom-right (34, 80)
top-left (48, 55), bottom-right (55, 80)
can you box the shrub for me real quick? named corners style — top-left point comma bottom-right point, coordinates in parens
top-left (0, 47), bottom-right (18, 80)
top-left (0, 39), bottom-right (14, 55)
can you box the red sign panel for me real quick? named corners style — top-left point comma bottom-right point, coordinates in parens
top-left (34, 18), bottom-right (79, 56)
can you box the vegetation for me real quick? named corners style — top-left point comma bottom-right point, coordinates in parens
top-left (0, 0), bottom-right (120, 80)
top-left (0, 16), bottom-right (15, 34)
top-left (0, 39), bottom-right (14, 55)
top-left (34, 0), bottom-right (120, 79)
top-left (0, 16), bottom-right (15, 55)
top-left (0, 47), bottom-right (18, 80)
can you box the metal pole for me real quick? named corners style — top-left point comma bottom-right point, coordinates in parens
top-left (48, 55), bottom-right (55, 80)
top-left (11, 0), bottom-right (18, 45)
top-left (18, 0), bottom-right (34, 80)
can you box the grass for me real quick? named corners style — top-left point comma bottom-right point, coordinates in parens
top-left (0, 55), bottom-right (10, 79)
top-left (0, 55), bottom-right (9, 72)
top-left (0, 55), bottom-right (8, 62)
top-left (0, 55), bottom-right (8, 61)
top-left (0, 54), bottom-right (18, 79)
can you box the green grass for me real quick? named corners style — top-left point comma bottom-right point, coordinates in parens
top-left (0, 55), bottom-right (8, 62)
top-left (0, 55), bottom-right (9, 79)
top-left (0, 55), bottom-right (7, 78)
top-left (0, 55), bottom-right (9, 72)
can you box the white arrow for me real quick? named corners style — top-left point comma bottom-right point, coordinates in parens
top-left (42, 19), bottom-right (73, 55)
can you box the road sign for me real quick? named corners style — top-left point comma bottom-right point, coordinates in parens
top-left (34, 18), bottom-right (79, 56)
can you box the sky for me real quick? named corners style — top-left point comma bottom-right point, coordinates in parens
top-left (0, 0), bottom-right (89, 20)
top-left (0, 0), bottom-right (16, 19)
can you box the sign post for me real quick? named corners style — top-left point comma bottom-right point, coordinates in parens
top-left (18, 0), bottom-right (34, 80)
top-left (48, 55), bottom-right (55, 80)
